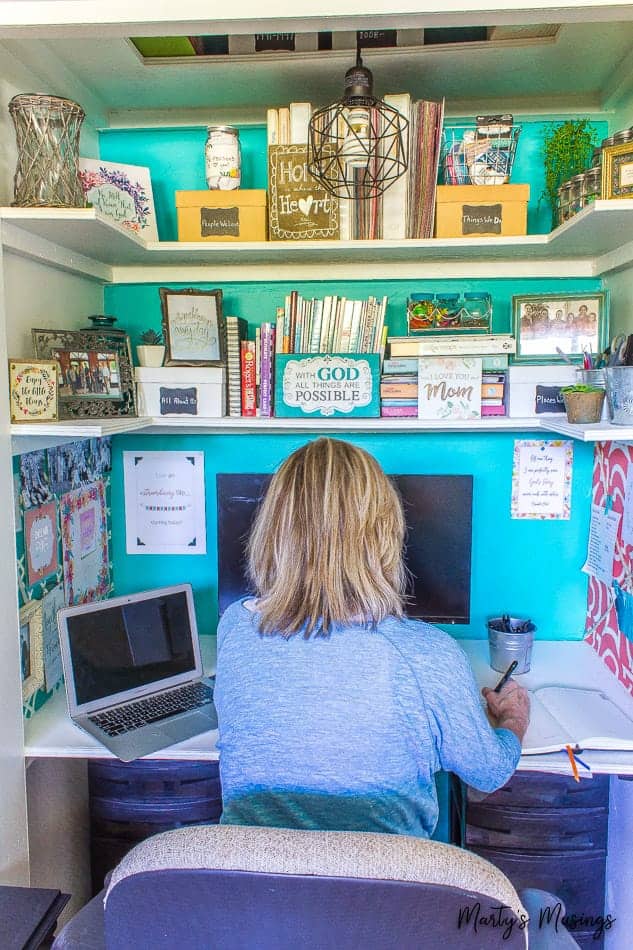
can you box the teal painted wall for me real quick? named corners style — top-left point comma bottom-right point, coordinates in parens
top-left (106, 276), bottom-right (604, 349)
top-left (109, 429), bottom-right (594, 641)
top-left (99, 117), bottom-right (607, 240)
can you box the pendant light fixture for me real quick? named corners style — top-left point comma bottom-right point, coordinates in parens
top-left (307, 51), bottom-right (409, 200)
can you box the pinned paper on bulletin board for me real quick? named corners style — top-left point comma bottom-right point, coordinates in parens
top-left (582, 503), bottom-right (621, 586)
top-left (510, 439), bottom-right (573, 519)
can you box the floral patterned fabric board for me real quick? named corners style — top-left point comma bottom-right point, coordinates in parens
top-left (586, 441), bottom-right (633, 697)
top-left (78, 158), bottom-right (158, 240)
top-left (60, 480), bottom-right (110, 604)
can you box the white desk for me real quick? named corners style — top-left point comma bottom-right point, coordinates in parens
top-left (24, 638), bottom-right (633, 775)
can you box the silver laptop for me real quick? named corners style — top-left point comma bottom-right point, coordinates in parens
top-left (57, 583), bottom-right (217, 762)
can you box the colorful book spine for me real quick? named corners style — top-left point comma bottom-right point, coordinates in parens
top-left (225, 315), bottom-right (248, 417)
top-left (260, 322), bottom-right (274, 418)
top-left (381, 404), bottom-right (419, 417)
top-left (240, 341), bottom-right (257, 416)
top-left (380, 383), bottom-right (418, 398)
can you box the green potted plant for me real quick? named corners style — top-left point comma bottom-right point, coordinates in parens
top-left (560, 383), bottom-right (605, 424)
top-left (542, 119), bottom-right (597, 230)
top-left (136, 328), bottom-right (165, 368)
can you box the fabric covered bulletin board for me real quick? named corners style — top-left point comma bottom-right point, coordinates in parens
top-left (586, 441), bottom-right (633, 696)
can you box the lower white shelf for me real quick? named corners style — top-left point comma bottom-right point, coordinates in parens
top-left (9, 414), bottom-right (633, 453)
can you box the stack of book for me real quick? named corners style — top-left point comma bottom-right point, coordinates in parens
top-left (380, 358), bottom-right (418, 417)
top-left (387, 333), bottom-right (516, 359)
top-left (481, 371), bottom-right (508, 417)
top-left (240, 322), bottom-right (276, 418)
top-left (275, 292), bottom-right (387, 355)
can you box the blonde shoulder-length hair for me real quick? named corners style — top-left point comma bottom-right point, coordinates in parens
top-left (247, 437), bottom-right (407, 637)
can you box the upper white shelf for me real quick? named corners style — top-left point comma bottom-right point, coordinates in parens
top-left (2, 200), bottom-right (633, 282)
top-left (9, 413), bottom-right (633, 454)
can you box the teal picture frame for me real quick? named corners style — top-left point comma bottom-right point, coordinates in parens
top-left (274, 353), bottom-right (381, 417)
top-left (512, 291), bottom-right (608, 364)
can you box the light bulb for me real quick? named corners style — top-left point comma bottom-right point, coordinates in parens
top-left (341, 106), bottom-right (371, 169)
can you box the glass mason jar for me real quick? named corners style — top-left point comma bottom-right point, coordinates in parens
top-left (591, 146), bottom-right (602, 167)
top-left (583, 166), bottom-right (602, 205)
top-left (613, 126), bottom-right (633, 145)
top-left (205, 126), bottom-right (241, 190)
top-left (556, 181), bottom-right (572, 224)
top-left (407, 294), bottom-right (436, 332)
top-left (434, 293), bottom-right (461, 328)
top-left (569, 173), bottom-right (586, 216)
top-left (462, 292), bottom-right (492, 328)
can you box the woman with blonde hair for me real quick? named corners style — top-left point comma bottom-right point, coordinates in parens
top-left (215, 437), bottom-right (528, 837)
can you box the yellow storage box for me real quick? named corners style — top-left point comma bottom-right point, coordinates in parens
top-left (176, 189), bottom-right (267, 242)
top-left (435, 184), bottom-right (529, 238)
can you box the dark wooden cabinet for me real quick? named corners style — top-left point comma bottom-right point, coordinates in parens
top-left (453, 772), bottom-right (610, 950)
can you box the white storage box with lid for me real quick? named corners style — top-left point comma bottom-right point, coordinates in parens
top-left (508, 365), bottom-right (577, 417)
top-left (135, 366), bottom-right (226, 417)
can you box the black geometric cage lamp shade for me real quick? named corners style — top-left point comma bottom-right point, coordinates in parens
top-left (307, 53), bottom-right (409, 200)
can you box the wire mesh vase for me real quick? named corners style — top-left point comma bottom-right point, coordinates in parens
top-left (9, 94), bottom-right (86, 207)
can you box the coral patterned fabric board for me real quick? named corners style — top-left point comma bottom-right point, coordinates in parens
top-left (586, 441), bottom-right (633, 696)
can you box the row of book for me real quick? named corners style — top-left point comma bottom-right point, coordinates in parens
top-left (276, 292), bottom-right (387, 355)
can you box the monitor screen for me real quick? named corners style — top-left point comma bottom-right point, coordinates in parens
top-left (64, 589), bottom-right (196, 705)
top-left (217, 473), bottom-right (473, 624)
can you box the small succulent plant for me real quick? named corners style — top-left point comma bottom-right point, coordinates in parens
top-left (140, 328), bottom-right (163, 346)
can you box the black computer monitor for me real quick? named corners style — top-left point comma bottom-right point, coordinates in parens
top-left (216, 473), bottom-right (473, 624)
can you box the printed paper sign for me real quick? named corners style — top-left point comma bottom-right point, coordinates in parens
top-left (511, 440), bottom-right (573, 520)
top-left (41, 583), bottom-right (65, 692)
top-left (123, 451), bottom-right (206, 555)
top-left (60, 482), bottom-right (110, 604)
top-left (78, 158), bottom-right (158, 240)
top-left (583, 503), bottom-right (621, 585)
top-left (418, 357), bottom-right (482, 420)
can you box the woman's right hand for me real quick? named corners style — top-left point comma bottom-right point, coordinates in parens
top-left (481, 680), bottom-right (530, 742)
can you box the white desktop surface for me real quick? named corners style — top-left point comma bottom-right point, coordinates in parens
top-left (24, 637), bottom-right (633, 775)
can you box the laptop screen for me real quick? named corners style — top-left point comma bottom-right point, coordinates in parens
top-left (63, 588), bottom-right (197, 707)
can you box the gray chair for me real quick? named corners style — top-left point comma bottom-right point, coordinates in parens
top-left (53, 824), bottom-right (580, 949)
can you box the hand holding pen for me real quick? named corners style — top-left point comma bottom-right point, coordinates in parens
top-left (482, 661), bottom-right (530, 742)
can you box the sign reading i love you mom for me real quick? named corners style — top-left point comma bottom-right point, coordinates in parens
top-left (268, 145), bottom-right (339, 240)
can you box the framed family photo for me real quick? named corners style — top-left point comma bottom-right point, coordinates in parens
top-left (159, 287), bottom-right (226, 367)
top-left (32, 328), bottom-right (137, 418)
top-left (512, 292), bottom-right (608, 363)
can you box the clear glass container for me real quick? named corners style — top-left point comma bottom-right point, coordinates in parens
top-left (462, 292), bottom-right (492, 329)
top-left (556, 181), bottom-right (572, 224)
top-left (205, 125), bottom-right (241, 190)
top-left (569, 173), bottom-right (586, 217)
top-left (434, 293), bottom-right (461, 328)
top-left (583, 166), bottom-right (601, 205)
top-left (407, 295), bottom-right (436, 333)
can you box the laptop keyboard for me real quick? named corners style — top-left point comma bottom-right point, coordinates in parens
top-left (89, 681), bottom-right (214, 737)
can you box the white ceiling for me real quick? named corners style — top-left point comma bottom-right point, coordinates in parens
top-left (5, 21), bottom-right (633, 125)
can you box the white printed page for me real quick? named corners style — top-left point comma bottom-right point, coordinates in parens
top-left (535, 687), bottom-right (633, 751)
top-left (521, 691), bottom-right (573, 754)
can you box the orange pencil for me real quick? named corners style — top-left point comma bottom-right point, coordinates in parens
top-left (566, 744), bottom-right (580, 783)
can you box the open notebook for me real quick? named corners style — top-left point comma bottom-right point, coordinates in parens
top-left (522, 686), bottom-right (633, 755)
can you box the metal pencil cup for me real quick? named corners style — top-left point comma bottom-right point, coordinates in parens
top-left (605, 366), bottom-right (633, 425)
top-left (487, 618), bottom-right (535, 674)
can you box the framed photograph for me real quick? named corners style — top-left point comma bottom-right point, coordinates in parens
top-left (20, 599), bottom-right (45, 703)
top-left (78, 158), bottom-right (158, 240)
top-left (9, 359), bottom-right (58, 423)
top-left (512, 292), bottom-right (608, 363)
top-left (159, 287), bottom-right (226, 367)
top-left (32, 328), bottom-right (136, 418)
top-left (602, 143), bottom-right (633, 200)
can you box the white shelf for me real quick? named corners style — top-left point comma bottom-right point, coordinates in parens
top-left (539, 418), bottom-right (633, 442)
top-left (10, 416), bottom-right (154, 454)
top-left (3, 201), bottom-right (633, 282)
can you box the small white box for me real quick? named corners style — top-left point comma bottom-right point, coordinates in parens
top-left (135, 366), bottom-right (226, 417)
top-left (508, 365), bottom-right (577, 417)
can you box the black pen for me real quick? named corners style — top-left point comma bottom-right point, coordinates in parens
top-left (493, 660), bottom-right (518, 693)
